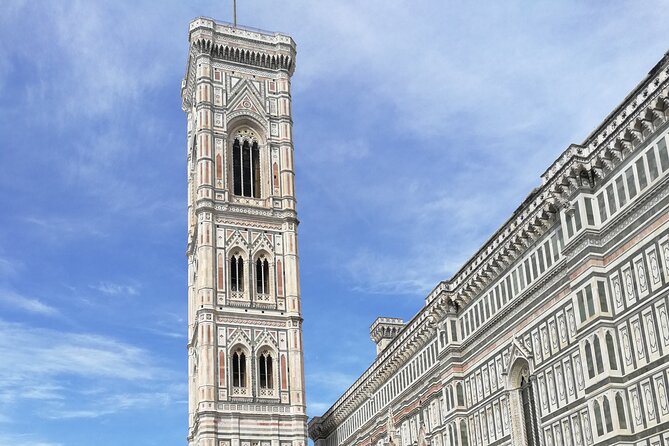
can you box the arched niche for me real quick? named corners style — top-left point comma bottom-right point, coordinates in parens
top-left (505, 354), bottom-right (541, 446)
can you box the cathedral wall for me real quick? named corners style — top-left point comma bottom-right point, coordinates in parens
top-left (310, 52), bottom-right (669, 446)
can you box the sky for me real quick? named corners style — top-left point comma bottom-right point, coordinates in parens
top-left (0, 1), bottom-right (668, 445)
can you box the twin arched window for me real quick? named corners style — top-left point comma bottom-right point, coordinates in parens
top-left (228, 252), bottom-right (273, 299)
top-left (232, 137), bottom-right (261, 198)
top-left (230, 347), bottom-right (276, 395)
top-left (230, 254), bottom-right (244, 292)
top-left (593, 397), bottom-right (614, 436)
top-left (256, 257), bottom-right (270, 295)
top-left (232, 348), bottom-right (247, 388)
top-left (585, 335), bottom-right (606, 379)
top-left (258, 350), bottom-right (274, 389)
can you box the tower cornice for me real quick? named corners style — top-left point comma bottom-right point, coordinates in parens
top-left (188, 17), bottom-right (296, 74)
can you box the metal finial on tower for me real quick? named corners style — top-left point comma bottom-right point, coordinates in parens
top-left (233, 0), bottom-right (237, 27)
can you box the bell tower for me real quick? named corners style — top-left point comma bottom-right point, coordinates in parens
top-left (181, 17), bottom-right (306, 446)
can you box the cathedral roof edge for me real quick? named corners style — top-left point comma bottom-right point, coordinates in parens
top-left (189, 16), bottom-right (296, 51)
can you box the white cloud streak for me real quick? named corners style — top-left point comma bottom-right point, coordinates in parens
top-left (0, 319), bottom-right (181, 420)
top-left (282, 1), bottom-right (669, 296)
top-left (90, 281), bottom-right (139, 297)
top-left (0, 434), bottom-right (62, 446)
top-left (0, 289), bottom-right (59, 316)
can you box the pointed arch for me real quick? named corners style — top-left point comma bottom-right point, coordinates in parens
top-left (230, 344), bottom-right (249, 393)
top-left (615, 393), bottom-right (627, 429)
top-left (257, 345), bottom-right (276, 393)
top-left (252, 249), bottom-right (273, 302)
top-left (603, 397), bottom-right (613, 432)
top-left (255, 257), bottom-right (270, 293)
top-left (459, 420), bottom-right (469, 446)
top-left (593, 335), bottom-right (604, 374)
top-left (506, 356), bottom-right (541, 446)
top-left (229, 252), bottom-right (245, 293)
top-left (228, 123), bottom-right (267, 199)
top-left (456, 382), bottom-right (465, 407)
top-left (585, 341), bottom-right (595, 378)
top-left (606, 332), bottom-right (617, 370)
top-left (593, 400), bottom-right (603, 436)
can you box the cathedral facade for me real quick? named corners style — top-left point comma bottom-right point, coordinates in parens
top-left (308, 50), bottom-right (669, 446)
top-left (181, 18), bottom-right (307, 446)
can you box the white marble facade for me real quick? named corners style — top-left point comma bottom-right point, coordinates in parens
top-left (182, 18), bottom-right (307, 446)
top-left (308, 51), bottom-right (669, 446)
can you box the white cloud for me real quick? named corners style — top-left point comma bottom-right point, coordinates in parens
top-left (0, 319), bottom-right (181, 419)
top-left (141, 311), bottom-right (187, 340)
top-left (21, 216), bottom-right (106, 241)
top-left (39, 391), bottom-right (176, 420)
top-left (0, 289), bottom-right (59, 316)
top-left (0, 434), bottom-right (62, 446)
top-left (90, 281), bottom-right (139, 297)
top-left (272, 0), bottom-right (669, 298)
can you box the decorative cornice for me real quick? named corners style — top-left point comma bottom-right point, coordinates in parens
top-left (189, 17), bottom-right (295, 75)
top-left (181, 17), bottom-right (297, 111)
top-left (433, 52), bottom-right (669, 310)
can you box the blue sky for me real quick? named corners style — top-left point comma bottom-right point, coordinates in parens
top-left (0, 1), bottom-right (668, 445)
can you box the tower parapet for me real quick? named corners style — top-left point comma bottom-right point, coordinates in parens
top-left (370, 317), bottom-right (405, 355)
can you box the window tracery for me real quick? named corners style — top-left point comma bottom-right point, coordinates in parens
top-left (520, 374), bottom-right (540, 446)
top-left (231, 346), bottom-right (248, 396)
top-left (606, 332), bottom-right (618, 370)
top-left (255, 254), bottom-right (271, 300)
top-left (258, 348), bottom-right (275, 396)
top-left (615, 393), bottom-right (627, 429)
top-left (232, 128), bottom-right (261, 198)
top-left (585, 341), bottom-right (595, 378)
top-left (230, 252), bottom-right (245, 299)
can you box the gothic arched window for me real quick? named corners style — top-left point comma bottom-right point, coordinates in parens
top-left (459, 420), bottom-right (468, 446)
top-left (456, 383), bottom-right (465, 407)
top-left (615, 393), bottom-right (627, 429)
top-left (256, 257), bottom-right (270, 295)
top-left (258, 350), bottom-right (274, 390)
top-left (578, 292), bottom-right (587, 322)
top-left (593, 400), bottom-right (604, 436)
top-left (232, 137), bottom-right (261, 198)
top-left (520, 375), bottom-right (540, 446)
top-left (603, 397), bottom-right (613, 433)
top-left (606, 332), bottom-right (618, 370)
top-left (593, 335), bottom-right (604, 374)
top-left (232, 348), bottom-right (247, 388)
top-left (585, 341), bottom-right (595, 378)
top-left (230, 254), bottom-right (244, 292)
